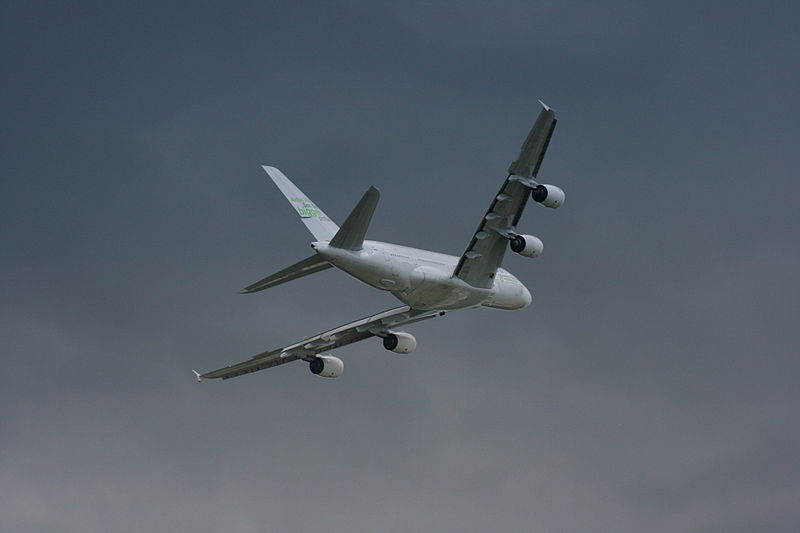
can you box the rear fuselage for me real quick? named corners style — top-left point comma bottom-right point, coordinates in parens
top-left (312, 240), bottom-right (531, 311)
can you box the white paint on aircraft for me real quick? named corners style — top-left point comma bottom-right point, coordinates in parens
top-left (197, 102), bottom-right (564, 381)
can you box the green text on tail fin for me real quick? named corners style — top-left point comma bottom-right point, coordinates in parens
top-left (262, 166), bottom-right (340, 241)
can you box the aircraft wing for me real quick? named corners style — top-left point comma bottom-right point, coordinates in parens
top-left (199, 306), bottom-right (445, 380)
top-left (452, 103), bottom-right (557, 289)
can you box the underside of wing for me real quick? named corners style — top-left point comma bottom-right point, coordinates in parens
top-left (199, 306), bottom-right (445, 380)
top-left (453, 104), bottom-right (557, 288)
top-left (199, 349), bottom-right (298, 380)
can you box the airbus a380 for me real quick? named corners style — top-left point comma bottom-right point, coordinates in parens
top-left (194, 102), bottom-right (564, 381)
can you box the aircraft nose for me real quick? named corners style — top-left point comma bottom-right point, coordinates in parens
top-left (521, 285), bottom-right (532, 308)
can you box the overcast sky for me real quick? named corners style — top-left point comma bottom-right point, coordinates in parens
top-left (2, 2), bottom-right (799, 532)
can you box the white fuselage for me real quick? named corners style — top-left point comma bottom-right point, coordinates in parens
top-left (312, 240), bottom-right (531, 311)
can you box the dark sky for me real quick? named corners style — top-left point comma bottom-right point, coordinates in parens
top-left (2, 2), bottom-right (799, 532)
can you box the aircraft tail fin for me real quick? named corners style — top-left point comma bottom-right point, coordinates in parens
top-left (239, 254), bottom-right (332, 294)
top-left (329, 186), bottom-right (380, 251)
top-left (262, 166), bottom-right (340, 241)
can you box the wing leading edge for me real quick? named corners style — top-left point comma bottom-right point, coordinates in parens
top-left (199, 306), bottom-right (445, 380)
top-left (453, 104), bottom-right (557, 288)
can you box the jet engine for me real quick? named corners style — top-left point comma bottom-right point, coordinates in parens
top-left (382, 332), bottom-right (417, 354)
top-left (510, 234), bottom-right (544, 258)
top-left (309, 355), bottom-right (344, 378)
top-left (531, 184), bottom-right (565, 208)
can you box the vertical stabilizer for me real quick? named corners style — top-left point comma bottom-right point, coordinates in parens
top-left (262, 166), bottom-right (340, 241)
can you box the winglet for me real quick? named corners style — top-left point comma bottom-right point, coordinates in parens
top-left (192, 369), bottom-right (203, 383)
top-left (538, 99), bottom-right (551, 111)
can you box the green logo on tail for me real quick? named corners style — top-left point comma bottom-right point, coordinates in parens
top-left (291, 197), bottom-right (322, 218)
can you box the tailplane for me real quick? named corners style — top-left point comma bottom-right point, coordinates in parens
top-left (239, 254), bottom-right (332, 294)
top-left (249, 167), bottom-right (379, 294)
top-left (262, 166), bottom-right (340, 241)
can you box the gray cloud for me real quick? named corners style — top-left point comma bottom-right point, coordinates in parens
top-left (2, 1), bottom-right (798, 532)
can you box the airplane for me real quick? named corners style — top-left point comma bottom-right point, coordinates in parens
top-left (194, 101), bottom-right (564, 381)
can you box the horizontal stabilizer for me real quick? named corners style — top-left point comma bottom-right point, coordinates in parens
top-left (239, 254), bottom-right (332, 294)
top-left (329, 186), bottom-right (380, 251)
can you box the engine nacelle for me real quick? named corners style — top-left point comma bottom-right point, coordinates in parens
top-left (382, 332), bottom-right (417, 354)
top-left (510, 234), bottom-right (544, 258)
top-left (531, 184), bottom-right (565, 208)
top-left (309, 355), bottom-right (344, 378)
